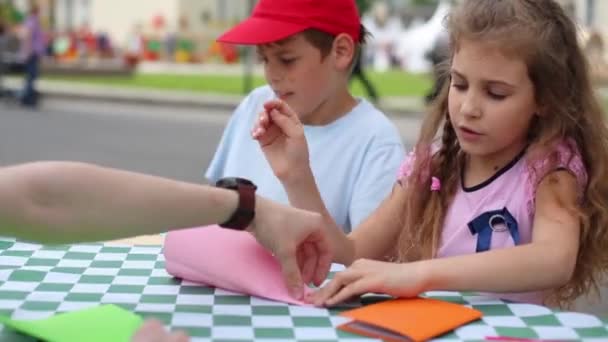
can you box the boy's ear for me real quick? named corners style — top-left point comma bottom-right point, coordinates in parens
top-left (332, 33), bottom-right (356, 71)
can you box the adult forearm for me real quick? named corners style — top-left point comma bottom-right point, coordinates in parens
top-left (423, 243), bottom-right (577, 293)
top-left (1, 162), bottom-right (237, 243)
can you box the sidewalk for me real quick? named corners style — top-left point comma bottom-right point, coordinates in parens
top-left (3, 77), bottom-right (426, 116)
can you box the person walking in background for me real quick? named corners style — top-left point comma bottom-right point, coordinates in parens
top-left (349, 0), bottom-right (379, 103)
top-left (19, 3), bottom-right (44, 107)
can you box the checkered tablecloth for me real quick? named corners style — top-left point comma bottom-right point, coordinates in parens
top-left (0, 238), bottom-right (607, 342)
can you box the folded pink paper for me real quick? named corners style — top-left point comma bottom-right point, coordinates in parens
top-left (164, 225), bottom-right (312, 305)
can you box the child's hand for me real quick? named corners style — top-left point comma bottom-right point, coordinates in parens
top-left (307, 259), bottom-right (428, 307)
top-left (251, 99), bottom-right (310, 183)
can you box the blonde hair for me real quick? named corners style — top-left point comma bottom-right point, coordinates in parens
top-left (396, 0), bottom-right (608, 308)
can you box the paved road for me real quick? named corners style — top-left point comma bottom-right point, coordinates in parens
top-left (0, 98), bottom-right (420, 183)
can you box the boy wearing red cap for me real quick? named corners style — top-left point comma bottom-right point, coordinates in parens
top-left (206, 0), bottom-right (404, 232)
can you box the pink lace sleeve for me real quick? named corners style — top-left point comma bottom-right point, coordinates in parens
top-left (396, 151), bottom-right (416, 184)
top-left (525, 140), bottom-right (588, 215)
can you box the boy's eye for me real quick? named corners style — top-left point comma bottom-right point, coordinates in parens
top-left (281, 58), bottom-right (296, 65)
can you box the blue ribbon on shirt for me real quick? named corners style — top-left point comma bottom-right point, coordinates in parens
top-left (467, 207), bottom-right (520, 253)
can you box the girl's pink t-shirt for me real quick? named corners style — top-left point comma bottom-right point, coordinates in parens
top-left (397, 141), bottom-right (587, 304)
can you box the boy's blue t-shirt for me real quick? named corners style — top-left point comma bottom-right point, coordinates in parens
top-left (206, 86), bottom-right (404, 232)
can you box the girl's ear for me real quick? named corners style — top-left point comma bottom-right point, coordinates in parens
top-left (332, 33), bottom-right (356, 72)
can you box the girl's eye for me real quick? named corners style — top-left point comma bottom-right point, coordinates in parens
top-left (281, 58), bottom-right (296, 65)
top-left (487, 91), bottom-right (507, 100)
top-left (451, 83), bottom-right (467, 91)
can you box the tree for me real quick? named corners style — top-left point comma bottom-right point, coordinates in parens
top-left (355, 0), bottom-right (371, 16)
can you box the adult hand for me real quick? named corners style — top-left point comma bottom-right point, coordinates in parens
top-left (250, 196), bottom-right (333, 300)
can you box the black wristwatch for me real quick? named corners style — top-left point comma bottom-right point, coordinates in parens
top-left (215, 177), bottom-right (257, 230)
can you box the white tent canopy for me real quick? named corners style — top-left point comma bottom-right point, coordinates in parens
top-left (394, 0), bottom-right (451, 73)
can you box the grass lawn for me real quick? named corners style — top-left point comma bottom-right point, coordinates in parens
top-left (43, 70), bottom-right (433, 98)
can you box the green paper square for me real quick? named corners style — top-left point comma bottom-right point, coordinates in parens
top-left (213, 315), bottom-right (252, 326)
top-left (292, 317), bottom-right (332, 327)
top-left (8, 270), bottom-right (46, 282)
top-left (0, 304), bottom-right (143, 342)
top-left (473, 304), bottom-right (514, 316)
top-left (254, 327), bottom-right (294, 338)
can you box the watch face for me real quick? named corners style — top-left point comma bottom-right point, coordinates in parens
top-left (216, 177), bottom-right (256, 190)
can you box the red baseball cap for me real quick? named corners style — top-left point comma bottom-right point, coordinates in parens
top-left (217, 0), bottom-right (361, 45)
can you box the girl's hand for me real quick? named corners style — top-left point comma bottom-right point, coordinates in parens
top-left (308, 259), bottom-right (429, 307)
top-left (251, 100), bottom-right (310, 183)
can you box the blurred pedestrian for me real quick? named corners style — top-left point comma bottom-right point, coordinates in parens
top-left (19, 3), bottom-right (44, 107)
top-left (349, 0), bottom-right (379, 103)
top-left (0, 19), bottom-right (8, 97)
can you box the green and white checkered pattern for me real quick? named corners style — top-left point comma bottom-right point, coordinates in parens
top-left (0, 238), bottom-right (607, 342)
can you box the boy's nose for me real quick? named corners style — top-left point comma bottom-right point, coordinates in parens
top-left (265, 65), bottom-right (284, 86)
